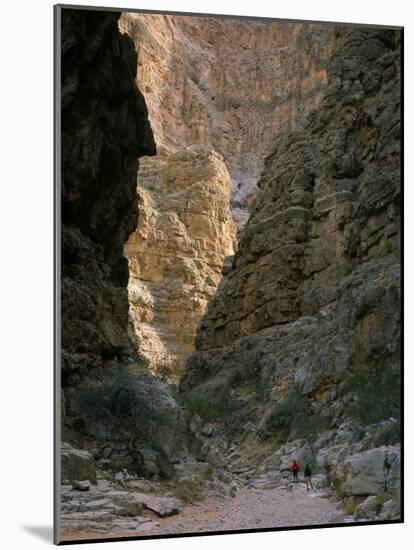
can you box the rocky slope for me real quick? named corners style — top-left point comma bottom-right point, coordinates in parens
top-left (181, 26), bottom-right (402, 521)
top-left (124, 149), bottom-right (236, 381)
top-left (119, 13), bottom-right (335, 226)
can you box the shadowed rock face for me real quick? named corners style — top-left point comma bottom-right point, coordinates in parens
top-left (60, 9), bottom-right (156, 373)
top-left (181, 28), bottom-right (401, 505)
top-left (59, 11), bottom-right (221, 489)
top-left (119, 13), bottom-right (335, 226)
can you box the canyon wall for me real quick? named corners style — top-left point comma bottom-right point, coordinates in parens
top-left (59, 11), bottom-right (232, 504)
top-left (117, 12), bottom-right (337, 381)
top-left (59, 8), bottom-right (192, 466)
top-left (59, 10), bottom-right (401, 528)
top-left (119, 13), bottom-right (335, 226)
top-left (181, 26), bottom-right (401, 516)
top-left (124, 149), bottom-right (235, 381)
top-left (189, 26), bottom-right (401, 351)
top-left (61, 9), bottom-right (155, 375)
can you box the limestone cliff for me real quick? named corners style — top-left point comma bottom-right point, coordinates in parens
top-left (124, 149), bottom-right (236, 381)
top-left (181, 27), bottom-right (401, 517)
top-left (119, 13), bottom-right (335, 226)
top-left (192, 27), bottom-right (401, 350)
top-left (117, 12), bottom-right (339, 384)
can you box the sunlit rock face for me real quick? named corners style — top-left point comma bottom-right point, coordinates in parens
top-left (119, 13), bottom-right (335, 228)
top-left (124, 149), bottom-right (236, 381)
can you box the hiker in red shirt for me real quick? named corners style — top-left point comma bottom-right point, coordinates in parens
top-left (291, 460), bottom-right (300, 482)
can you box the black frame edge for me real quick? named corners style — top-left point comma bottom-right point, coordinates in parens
top-left (52, 5), bottom-right (404, 544)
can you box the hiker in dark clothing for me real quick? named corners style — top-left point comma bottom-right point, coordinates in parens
top-left (291, 460), bottom-right (300, 482)
top-left (304, 463), bottom-right (314, 490)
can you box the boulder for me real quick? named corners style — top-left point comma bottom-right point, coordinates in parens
top-left (354, 494), bottom-right (401, 521)
top-left (174, 460), bottom-right (213, 482)
top-left (71, 480), bottom-right (91, 491)
top-left (277, 440), bottom-right (315, 472)
top-left (331, 445), bottom-right (400, 497)
top-left (134, 493), bottom-right (183, 517)
top-left (105, 491), bottom-right (144, 517)
top-left (353, 495), bottom-right (379, 520)
top-left (61, 443), bottom-right (96, 484)
top-left (378, 499), bottom-right (401, 520)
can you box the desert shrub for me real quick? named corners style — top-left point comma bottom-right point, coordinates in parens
top-left (344, 492), bottom-right (398, 517)
top-left (259, 389), bottom-right (310, 442)
top-left (182, 393), bottom-right (236, 422)
top-left (228, 364), bottom-right (250, 387)
top-left (342, 365), bottom-right (401, 425)
top-left (228, 350), bottom-right (263, 387)
top-left (343, 496), bottom-right (365, 516)
top-left (274, 389), bottom-right (310, 418)
top-left (77, 370), bottom-right (169, 443)
top-left (157, 363), bottom-right (173, 381)
top-left (260, 389), bottom-right (330, 443)
top-left (173, 478), bottom-right (201, 503)
top-left (154, 449), bottom-right (175, 480)
top-left (371, 492), bottom-right (398, 514)
top-left (289, 409), bottom-right (330, 441)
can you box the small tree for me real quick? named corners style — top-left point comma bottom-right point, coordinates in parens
top-left (77, 370), bottom-right (170, 444)
top-left (343, 365), bottom-right (400, 425)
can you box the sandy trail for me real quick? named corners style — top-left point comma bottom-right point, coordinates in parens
top-left (61, 483), bottom-right (346, 542)
top-left (145, 485), bottom-right (345, 535)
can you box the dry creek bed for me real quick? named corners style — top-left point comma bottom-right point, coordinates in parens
top-left (61, 479), bottom-right (352, 542)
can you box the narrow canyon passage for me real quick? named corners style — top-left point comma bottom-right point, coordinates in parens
top-left (59, 8), bottom-right (401, 543)
top-left (118, 13), bottom-right (338, 384)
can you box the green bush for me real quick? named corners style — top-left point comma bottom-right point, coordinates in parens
top-left (259, 388), bottom-right (331, 443)
top-left (371, 492), bottom-right (397, 514)
top-left (289, 409), bottom-right (330, 441)
top-left (155, 450), bottom-right (174, 480)
top-left (342, 365), bottom-right (401, 425)
top-left (343, 496), bottom-right (365, 516)
top-left (77, 370), bottom-right (168, 443)
top-left (273, 389), bottom-right (309, 418)
top-left (182, 393), bottom-right (235, 422)
top-left (173, 478), bottom-right (201, 503)
top-left (260, 389), bottom-right (311, 442)
top-left (157, 363), bottom-right (173, 381)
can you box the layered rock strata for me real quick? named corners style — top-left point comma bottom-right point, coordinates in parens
top-left (124, 149), bottom-right (236, 381)
top-left (181, 27), bottom-right (401, 519)
top-left (119, 13), bottom-right (335, 225)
